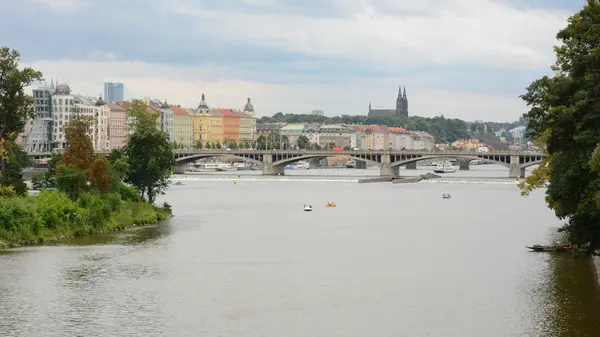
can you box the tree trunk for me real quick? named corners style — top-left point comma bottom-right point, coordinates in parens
top-left (584, 227), bottom-right (600, 258)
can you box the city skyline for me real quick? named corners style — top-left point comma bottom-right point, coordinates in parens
top-left (2, 0), bottom-right (579, 121)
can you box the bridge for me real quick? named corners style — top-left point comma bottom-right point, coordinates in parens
top-left (28, 150), bottom-right (546, 178)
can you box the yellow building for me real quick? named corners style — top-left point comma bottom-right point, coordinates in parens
top-left (192, 110), bottom-right (223, 145)
top-left (171, 105), bottom-right (194, 148)
top-left (191, 93), bottom-right (223, 145)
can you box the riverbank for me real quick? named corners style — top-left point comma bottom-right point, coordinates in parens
top-left (594, 257), bottom-right (600, 283)
top-left (0, 190), bottom-right (172, 250)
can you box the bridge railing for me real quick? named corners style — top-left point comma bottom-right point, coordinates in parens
top-left (27, 149), bottom-right (546, 157)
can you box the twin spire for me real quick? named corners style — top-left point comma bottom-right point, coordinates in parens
top-left (398, 85), bottom-right (407, 99)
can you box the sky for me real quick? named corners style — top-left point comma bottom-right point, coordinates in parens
top-left (0, 0), bottom-right (582, 121)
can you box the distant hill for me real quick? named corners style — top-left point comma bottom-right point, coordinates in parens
top-left (259, 113), bottom-right (526, 144)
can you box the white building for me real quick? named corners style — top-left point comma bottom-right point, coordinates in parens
top-left (75, 97), bottom-right (110, 152)
top-left (149, 99), bottom-right (174, 140)
top-left (24, 82), bottom-right (110, 153)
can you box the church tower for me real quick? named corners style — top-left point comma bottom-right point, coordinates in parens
top-left (396, 86), bottom-right (408, 117)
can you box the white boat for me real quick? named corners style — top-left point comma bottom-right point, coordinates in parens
top-left (303, 206), bottom-right (313, 212)
top-left (433, 162), bottom-right (456, 173)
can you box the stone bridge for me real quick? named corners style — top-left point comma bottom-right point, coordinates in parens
top-left (28, 150), bottom-right (546, 178)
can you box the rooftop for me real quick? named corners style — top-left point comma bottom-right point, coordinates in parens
top-left (280, 124), bottom-right (305, 131)
top-left (171, 105), bottom-right (189, 116)
top-left (213, 108), bottom-right (239, 118)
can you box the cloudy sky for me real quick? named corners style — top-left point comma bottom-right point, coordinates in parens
top-left (1, 0), bottom-right (580, 121)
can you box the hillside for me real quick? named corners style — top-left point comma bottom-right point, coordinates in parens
top-left (259, 113), bottom-right (526, 144)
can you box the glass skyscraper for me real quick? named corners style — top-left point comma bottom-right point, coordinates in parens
top-left (104, 82), bottom-right (124, 102)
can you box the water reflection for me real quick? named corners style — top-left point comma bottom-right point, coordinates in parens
top-left (546, 255), bottom-right (600, 337)
top-left (45, 218), bottom-right (175, 248)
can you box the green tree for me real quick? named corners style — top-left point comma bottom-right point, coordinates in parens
top-left (0, 140), bottom-right (31, 194)
top-left (0, 47), bottom-right (43, 183)
top-left (519, 0), bottom-right (600, 257)
top-left (215, 142), bottom-right (221, 149)
top-left (296, 135), bottom-right (309, 149)
top-left (205, 141), bottom-right (212, 149)
top-left (243, 141), bottom-right (250, 149)
top-left (124, 100), bottom-right (174, 203)
top-left (194, 140), bottom-right (203, 149)
top-left (230, 141), bottom-right (238, 149)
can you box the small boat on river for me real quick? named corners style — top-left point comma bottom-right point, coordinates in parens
top-left (303, 205), bottom-right (313, 212)
top-left (434, 162), bottom-right (456, 173)
top-left (174, 181), bottom-right (185, 186)
top-left (442, 193), bottom-right (451, 199)
top-left (526, 243), bottom-right (573, 252)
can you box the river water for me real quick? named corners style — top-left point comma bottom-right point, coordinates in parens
top-left (2, 165), bottom-right (600, 337)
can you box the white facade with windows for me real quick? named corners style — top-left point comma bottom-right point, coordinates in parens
top-left (25, 82), bottom-right (110, 152)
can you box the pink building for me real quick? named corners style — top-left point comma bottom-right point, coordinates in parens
top-left (106, 102), bottom-right (127, 149)
top-left (15, 118), bottom-right (33, 147)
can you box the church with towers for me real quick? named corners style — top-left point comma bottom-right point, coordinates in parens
top-left (367, 86), bottom-right (409, 117)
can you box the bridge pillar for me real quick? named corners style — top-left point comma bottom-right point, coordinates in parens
top-left (458, 159), bottom-right (470, 170)
top-left (262, 154), bottom-right (285, 175)
top-left (405, 162), bottom-right (417, 170)
top-left (174, 163), bottom-right (186, 174)
top-left (380, 154), bottom-right (399, 177)
top-left (356, 161), bottom-right (367, 169)
top-left (508, 155), bottom-right (524, 179)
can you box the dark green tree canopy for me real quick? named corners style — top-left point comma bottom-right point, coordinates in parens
top-left (521, 0), bottom-right (600, 255)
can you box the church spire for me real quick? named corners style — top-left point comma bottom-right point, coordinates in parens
top-left (369, 101), bottom-right (371, 111)
top-left (398, 85), bottom-right (402, 98)
top-left (403, 86), bottom-right (406, 99)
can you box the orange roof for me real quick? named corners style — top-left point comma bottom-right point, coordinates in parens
top-left (213, 108), bottom-right (239, 118)
top-left (388, 127), bottom-right (408, 133)
top-left (369, 125), bottom-right (388, 132)
top-left (171, 105), bottom-right (189, 116)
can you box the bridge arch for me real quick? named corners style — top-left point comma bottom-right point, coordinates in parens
top-left (390, 154), bottom-right (511, 168)
top-left (520, 159), bottom-right (543, 169)
top-left (273, 154), bottom-right (378, 167)
top-left (175, 153), bottom-right (263, 165)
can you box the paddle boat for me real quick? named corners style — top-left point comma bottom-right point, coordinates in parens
top-left (442, 193), bottom-right (451, 199)
top-left (325, 201), bottom-right (337, 208)
top-left (174, 181), bottom-right (185, 186)
top-left (303, 205), bottom-right (313, 212)
top-left (526, 243), bottom-right (573, 252)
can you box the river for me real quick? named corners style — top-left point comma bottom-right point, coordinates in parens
top-left (2, 165), bottom-right (600, 337)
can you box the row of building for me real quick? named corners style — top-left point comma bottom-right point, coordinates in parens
top-left (257, 124), bottom-right (435, 150)
top-left (20, 82), bottom-right (258, 152)
top-left (19, 81), bottom-right (432, 153)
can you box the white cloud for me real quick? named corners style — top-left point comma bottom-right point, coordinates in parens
top-left (24, 58), bottom-right (527, 121)
top-left (165, 0), bottom-right (569, 70)
top-left (34, 0), bottom-right (90, 13)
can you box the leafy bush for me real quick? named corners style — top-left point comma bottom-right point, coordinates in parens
top-left (36, 189), bottom-right (77, 230)
top-left (117, 183), bottom-right (141, 202)
top-left (0, 185), bottom-right (17, 198)
top-left (0, 196), bottom-right (42, 243)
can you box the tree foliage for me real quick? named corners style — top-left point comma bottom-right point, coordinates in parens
top-left (0, 139), bottom-right (31, 195)
top-left (519, 0), bottom-right (600, 256)
top-left (124, 100), bottom-right (174, 203)
top-left (259, 112), bottom-right (525, 144)
top-left (51, 112), bottom-right (112, 198)
top-left (60, 111), bottom-right (93, 171)
top-left (0, 46), bottom-right (43, 184)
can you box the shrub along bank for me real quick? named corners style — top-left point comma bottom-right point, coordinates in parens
top-left (0, 187), bottom-right (172, 248)
top-left (0, 98), bottom-right (175, 249)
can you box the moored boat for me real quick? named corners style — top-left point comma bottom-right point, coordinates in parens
top-left (434, 162), bottom-right (456, 173)
top-left (303, 205), bottom-right (313, 212)
top-left (526, 244), bottom-right (573, 252)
